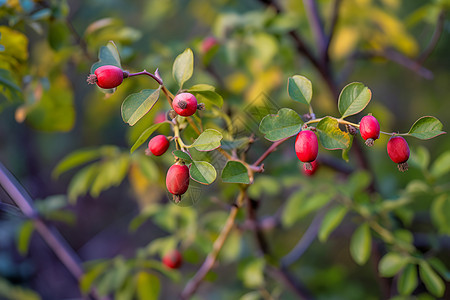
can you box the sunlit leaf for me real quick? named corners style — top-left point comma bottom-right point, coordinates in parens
top-left (121, 88), bottom-right (161, 126)
top-left (419, 261), bottom-right (445, 297)
top-left (136, 272), bottom-right (160, 300)
top-left (338, 82), bottom-right (371, 118)
top-left (190, 161), bottom-right (216, 185)
top-left (398, 264), bottom-right (418, 295)
top-left (350, 223), bottom-right (371, 265)
top-left (379, 252), bottom-right (409, 277)
top-left (53, 148), bottom-right (101, 178)
top-left (316, 117), bottom-right (351, 150)
top-left (189, 129), bottom-right (223, 151)
top-left (318, 205), bottom-right (347, 242)
top-left (287, 75), bottom-right (312, 105)
top-left (259, 108), bottom-right (303, 141)
top-left (17, 220), bottom-right (34, 256)
top-left (91, 41), bottom-right (121, 73)
top-left (130, 122), bottom-right (167, 153)
top-left (407, 116), bottom-right (445, 140)
top-left (172, 48), bottom-right (193, 89)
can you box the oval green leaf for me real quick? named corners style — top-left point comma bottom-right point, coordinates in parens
top-left (379, 252), bottom-right (409, 277)
top-left (121, 88), bottom-right (161, 126)
top-left (221, 161), bottom-right (250, 184)
top-left (188, 84), bottom-right (215, 92)
top-left (259, 108), bottom-right (303, 142)
top-left (407, 116), bottom-right (445, 140)
top-left (398, 264), bottom-right (418, 295)
top-left (190, 161), bottom-right (217, 185)
top-left (136, 272), bottom-right (160, 300)
top-left (419, 261), bottom-right (445, 297)
top-left (316, 117), bottom-right (351, 150)
top-left (172, 48), bottom-right (193, 89)
top-left (91, 41), bottom-right (121, 73)
top-left (318, 205), bottom-right (347, 242)
top-left (172, 150), bottom-right (193, 163)
top-left (189, 129), bottom-right (223, 151)
top-left (430, 150), bottom-right (450, 178)
top-left (53, 148), bottom-right (101, 178)
top-left (189, 90), bottom-right (223, 108)
top-left (130, 122), bottom-right (167, 153)
top-left (350, 223), bottom-right (372, 265)
top-left (287, 75), bottom-right (312, 105)
top-left (338, 82), bottom-right (372, 118)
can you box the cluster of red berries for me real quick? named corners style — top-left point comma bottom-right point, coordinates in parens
top-left (296, 114), bottom-right (410, 174)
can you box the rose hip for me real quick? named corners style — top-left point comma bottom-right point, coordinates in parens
top-left (295, 130), bottom-right (319, 170)
top-left (147, 135), bottom-right (170, 156)
top-left (173, 93), bottom-right (198, 117)
top-left (387, 136), bottom-right (410, 172)
top-left (166, 163), bottom-right (190, 202)
top-left (87, 65), bottom-right (125, 89)
top-left (360, 115), bottom-right (380, 147)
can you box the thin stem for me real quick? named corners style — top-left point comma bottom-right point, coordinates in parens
top-left (127, 70), bottom-right (163, 85)
top-left (252, 136), bottom-right (291, 167)
top-left (181, 190), bottom-right (246, 299)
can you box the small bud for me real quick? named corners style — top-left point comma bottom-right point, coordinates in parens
top-left (345, 124), bottom-right (357, 135)
top-left (365, 138), bottom-right (375, 147)
top-left (169, 109), bottom-right (177, 120)
top-left (197, 103), bottom-right (206, 110)
top-left (398, 162), bottom-right (409, 172)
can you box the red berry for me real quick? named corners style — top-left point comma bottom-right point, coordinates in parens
top-left (166, 163), bottom-right (190, 202)
top-left (201, 37), bottom-right (218, 53)
top-left (154, 112), bottom-right (166, 124)
top-left (148, 135), bottom-right (170, 156)
top-left (89, 65), bottom-right (124, 89)
top-left (173, 93), bottom-right (198, 117)
top-left (387, 136), bottom-right (410, 172)
top-left (302, 160), bottom-right (319, 176)
top-left (162, 250), bottom-right (182, 269)
top-left (360, 115), bottom-right (380, 146)
top-left (295, 130), bottom-right (318, 163)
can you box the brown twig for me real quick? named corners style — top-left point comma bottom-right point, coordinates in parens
top-left (417, 10), bottom-right (446, 65)
top-left (302, 0), bottom-right (327, 59)
top-left (325, 0), bottom-right (343, 59)
top-left (252, 136), bottom-right (291, 167)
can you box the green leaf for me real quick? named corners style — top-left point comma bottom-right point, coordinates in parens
top-left (238, 257), bottom-right (265, 288)
top-left (135, 155), bottom-right (159, 181)
top-left (316, 117), bottom-right (351, 150)
top-left (189, 129), bottom-right (223, 151)
top-left (172, 48), bottom-right (194, 89)
top-left (17, 220), bottom-right (34, 256)
top-left (172, 150), bottom-right (193, 163)
top-left (379, 253), bottom-right (409, 277)
top-left (259, 108), bottom-right (303, 142)
top-left (428, 258), bottom-right (450, 281)
top-left (350, 223), bottom-right (371, 265)
top-left (48, 20), bottom-right (70, 50)
top-left (282, 190), bottom-right (333, 227)
top-left (338, 82), bottom-right (372, 118)
top-left (342, 134), bottom-right (354, 162)
top-left (53, 148), bottom-right (101, 178)
top-left (407, 116), bottom-right (445, 140)
top-left (90, 155), bottom-right (129, 197)
top-left (136, 272), bottom-right (160, 300)
top-left (287, 75), bottom-right (312, 105)
top-left (221, 161), bottom-right (250, 184)
top-left (91, 41), bottom-right (121, 73)
top-left (189, 90), bottom-right (223, 108)
top-left (130, 122), bottom-right (166, 153)
top-left (80, 262), bottom-right (110, 294)
top-left (68, 164), bottom-right (98, 203)
top-left (221, 137), bottom-right (251, 151)
top-left (398, 264), bottom-right (418, 295)
top-left (318, 205), bottom-right (347, 242)
top-left (190, 161), bottom-right (216, 185)
top-left (430, 194), bottom-right (450, 234)
top-left (122, 89), bottom-right (161, 126)
top-left (188, 84), bottom-right (215, 92)
top-left (410, 146), bottom-right (430, 171)
top-left (430, 150), bottom-right (450, 178)
top-left (419, 261), bottom-right (445, 297)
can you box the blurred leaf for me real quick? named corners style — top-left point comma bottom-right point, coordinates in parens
top-left (172, 48), bottom-right (193, 89)
top-left (147, 236), bottom-right (178, 257)
top-left (53, 148), bottom-right (101, 178)
top-left (379, 253), bottom-right (409, 277)
top-left (342, 134), bottom-right (354, 162)
top-left (350, 223), bottom-right (371, 265)
top-left (115, 276), bottom-right (136, 300)
top-left (282, 190), bottom-right (333, 227)
top-left (338, 82), bottom-right (371, 118)
top-left (407, 116), bottom-right (445, 140)
top-left (190, 161), bottom-right (216, 185)
top-left (68, 164), bottom-right (98, 203)
top-left (430, 150), bottom-right (450, 178)
top-left (25, 76), bottom-right (75, 132)
top-left (318, 205), bottom-right (347, 242)
top-left (189, 129), bottom-right (222, 151)
top-left (90, 155), bottom-right (130, 197)
top-left (134, 155), bottom-right (159, 182)
top-left (139, 260), bottom-right (181, 282)
top-left (409, 146), bottom-right (430, 171)
top-left (188, 84), bottom-right (215, 92)
top-left (48, 20), bottom-right (70, 51)
top-left (91, 41), bottom-right (121, 73)
top-left (16, 220), bottom-right (34, 256)
top-left (259, 108), bottom-right (303, 141)
top-left (0, 68), bottom-right (21, 101)
top-left (80, 262), bottom-right (110, 294)
top-left (136, 272), bottom-right (160, 300)
top-left (121, 88), bottom-right (161, 126)
top-left (189, 90), bottom-right (223, 109)
top-left (316, 117), bottom-right (351, 150)
top-left (419, 261), bottom-right (445, 297)
top-left (172, 150), bottom-right (193, 164)
top-left (130, 122), bottom-right (167, 153)
top-left (221, 137), bottom-right (250, 151)
top-left (0, 277), bottom-right (41, 300)
top-left (398, 264), bottom-right (418, 295)
top-left (238, 257), bottom-right (265, 288)
top-left (287, 75), bottom-right (312, 105)
top-left (428, 258), bottom-right (450, 281)
top-left (430, 194), bottom-right (450, 234)
top-left (221, 161), bottom-right (250, 184)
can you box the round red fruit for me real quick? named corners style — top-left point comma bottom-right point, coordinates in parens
top-left (360, 115), bottom-right (380, 146)
top-left (295, 130), bottom-right (318, 163)
top-left (148, 135), bottom-right (170, 156)
top-left (173, 93), bottom-right (198, 117)
top-left (162, 250), bottom-right (182, 269)
top-left (303, 160), bottom-right (319, 176)
top-left (166, 163), bottom-right (190, 201)
top-left (387, 136), bottom-right (410, 172)
top-left (92, 65), bottom-right (124, 89)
